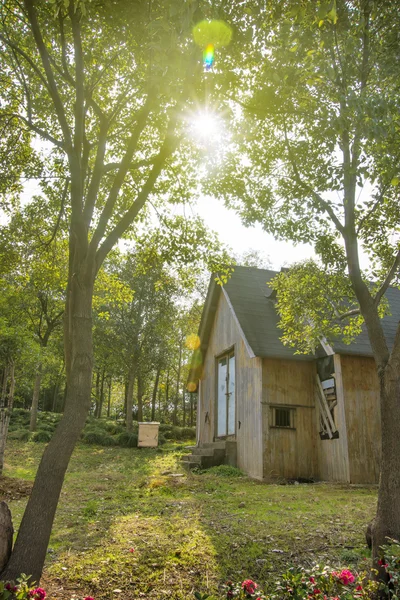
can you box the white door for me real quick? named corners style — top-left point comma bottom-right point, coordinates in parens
top-left (217, 352), bottom-right (235, 437)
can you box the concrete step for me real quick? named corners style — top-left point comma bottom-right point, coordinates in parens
top-left (202, 441), bottom-right (226, 450)
top-left (181, 454), bottom-right (201, 464)
top-left (191, 447), bottom-right (215, 457)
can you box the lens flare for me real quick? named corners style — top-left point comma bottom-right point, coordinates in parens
top-left (185, 333), bottom-right (201, 351)
top-left (187, 382), bottom-right (197, 393)
top-left (203, 44), bottom-right (214, 70)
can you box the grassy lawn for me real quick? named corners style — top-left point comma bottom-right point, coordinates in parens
top-left (2, 440), bottom-right (376, 600)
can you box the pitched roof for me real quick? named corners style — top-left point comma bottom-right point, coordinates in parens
top-left (200, 265), bottom-right (400, 360)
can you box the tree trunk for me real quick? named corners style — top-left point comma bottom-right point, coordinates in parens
top-left (94, 369), bottom-right (100, 417)
top-left (190, 393), bottom-right (194, 427)
top-left (173, 343), bottom-right (182, 426)
top-left (126, 365), bottom-right (135, 432)
top-left (29, 363), bottom-right (42, 432)
top-left (0, 363), bottom-right (15, 476)
top-left (97, 367), bottom-right (105, 419)
top-left (107, 376), bottom-right (112, 418)
top-left (165, 370), bottom-right (170, 420)
top-left (151, 368), bottom-right (161, 421)
top-left (182, 390), bottom-right (186, 427)
top-left (137, 374), bottom-right (144, 422)
top-left (371, 363), bottom-right (400, 571)
top-left (1, 273), bottom-right (94, 583)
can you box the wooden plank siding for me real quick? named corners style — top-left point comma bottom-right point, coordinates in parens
top-left (262, 359), bottom-right (318, 481)
top-left (198, 292), bottom-right (263, 479)
top-left (317, 354), bottom-right (350, 482)
top-left (340, 354), bottom-right (381, 484)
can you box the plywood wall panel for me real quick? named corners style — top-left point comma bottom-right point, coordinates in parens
top-left (262, 358), bottom-right (318, 480)
top-left (198, 292), bottom-right (263, 479)
top-left (340, 355), bottom-right (381, 484)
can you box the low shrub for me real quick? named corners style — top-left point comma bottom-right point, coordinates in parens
top-left (158, 433), bottom-right (167, 445)
top-left (205, 465), bottom-right (244, 477)
top-left (82, 430), bottom-right (116, 446)
top-left (117, 432), bottom-right (138, 448)
top-left (103, 420), bottom-right (124, 435)
top-left (8, 429), bottom-right (30, 442)
top-left (31, 430), bottom-right (52, 443)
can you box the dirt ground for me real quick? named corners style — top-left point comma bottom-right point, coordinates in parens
top-left (0, 476), bottom-right (32, 501)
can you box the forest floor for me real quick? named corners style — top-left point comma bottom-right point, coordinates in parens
top-left (2, 440), bottom-right (377, 600)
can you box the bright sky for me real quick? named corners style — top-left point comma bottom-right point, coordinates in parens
top-left (193, 194), bottom-right (315, 270)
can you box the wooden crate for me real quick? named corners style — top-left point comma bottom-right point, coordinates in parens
top-left (138, 422), bottom-right (160, 447)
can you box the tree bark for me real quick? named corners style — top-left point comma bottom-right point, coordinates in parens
top-left (126, 365), bottom-right (135, 432)
top-left (0, 364), bottom-right (15, 476)
top-left (151, 368), bottom-right (161, 421)
top-left (371, 361), bottom-right (400, 572)
top-left (107, 376), bottom-right (112, 418)
top-left (0, 503), bottom-right (13, 574)
top-left (137, 373), bottom-right (144, 422)
top-left (1, 269), bottom-right (94, 583)
top-left (29, 363), bottom-right (42, 432)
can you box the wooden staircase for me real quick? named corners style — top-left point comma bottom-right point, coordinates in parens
top-left (181, 441), bottom-right (227, 470)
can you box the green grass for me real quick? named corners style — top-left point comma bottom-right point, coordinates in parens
top-left (2, 440), bottom-right (377, 600)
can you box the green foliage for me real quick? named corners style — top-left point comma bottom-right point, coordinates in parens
top-left (202, 465), bottom-right (243, 477)
top-left (31, 430), bottom-right (52, 443)
top-left (82, 430), bottom-right (116, 446)
top-left (8, 429), bottom-right (31, 442)
top-left (117, 432), bottom-right (139, 448)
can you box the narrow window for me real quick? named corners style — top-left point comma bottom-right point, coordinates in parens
top-left (270, 406), bottom-right (295, 429)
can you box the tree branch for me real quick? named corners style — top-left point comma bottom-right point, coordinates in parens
top-left (95, 126), bottom-right (180, 270)
top-left (373, 247), bottom-right (400, 307)
top-left (23, 0), bottom-right (72, 150)
top-left (44, 177), bottom-right (69, 247)
top-left (0, 33), bottom-right (48, 90)
top-left (5, 112), bottom-right (64, 148)
top-left (283, 121), bottom-right (345, 234)
top-left (88, 99), bottom-right (152, 254)
top-left (68, 0), bottom-right (84, 159)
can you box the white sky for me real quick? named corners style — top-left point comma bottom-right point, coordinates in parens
top-left (193, 194), bottom-right (315, 270)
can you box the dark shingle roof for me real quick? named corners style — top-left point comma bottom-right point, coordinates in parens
top-left (221, 265), bottom-right (400, 359)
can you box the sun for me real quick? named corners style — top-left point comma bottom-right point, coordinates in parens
top-left (190, 110), bottom-right (221, 142)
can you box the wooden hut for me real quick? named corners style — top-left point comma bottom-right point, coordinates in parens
top-left (185, 266), bottom-right (400, 483)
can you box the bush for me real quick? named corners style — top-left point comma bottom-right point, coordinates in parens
top-left (82, 430), bottom-right (116, 446)
top-left (32, 430), bottom-right (52, 443)
top-left (181, 426), bottom-right (196, 439)
top-left (103, 420), bottom-right (124, 435)
top-left (8, 429), bottom-right (30, 442)
top-left (36, 423), bottom-right (56, 434)
top-left (158, 433), bottom-right (167, 446)
top-left (205, 465), bottom-right (244, 477)
top-left (117, 432), bottom-right (138, 448)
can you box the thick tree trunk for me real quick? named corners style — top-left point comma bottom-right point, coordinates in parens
top-left (371, 364), bottom-right (400, 570)
top-left (0, 364), bottom-right (15, 476)
top-left (1, 275), bottom-right (94, 583)
top-left (126, 366), bottom-right (135, 432)
top-left (29, 364), bottom-right (42, 432)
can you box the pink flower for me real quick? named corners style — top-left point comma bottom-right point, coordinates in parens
top-left (309, 577), bottom-right (315, 584)
top-left (31, 589), bottom-right (46, 600)
top-left (241, 579), bottom-right (258, 595)
top-left (356, 585), bottom-right (363, 591)
top-left (84, 597), bottom-right (95, 600)
top-left (129, 547), bottom-right (135, 553)
top-left (336, 570), bottom-right (355, 585)
top-left (378, 559), bottom-right (388, 568)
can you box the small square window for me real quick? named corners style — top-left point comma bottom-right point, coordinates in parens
top-left (270, 406), bottom-right (295, 429)
top-left (275, 408), bottom-right (291, 427)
